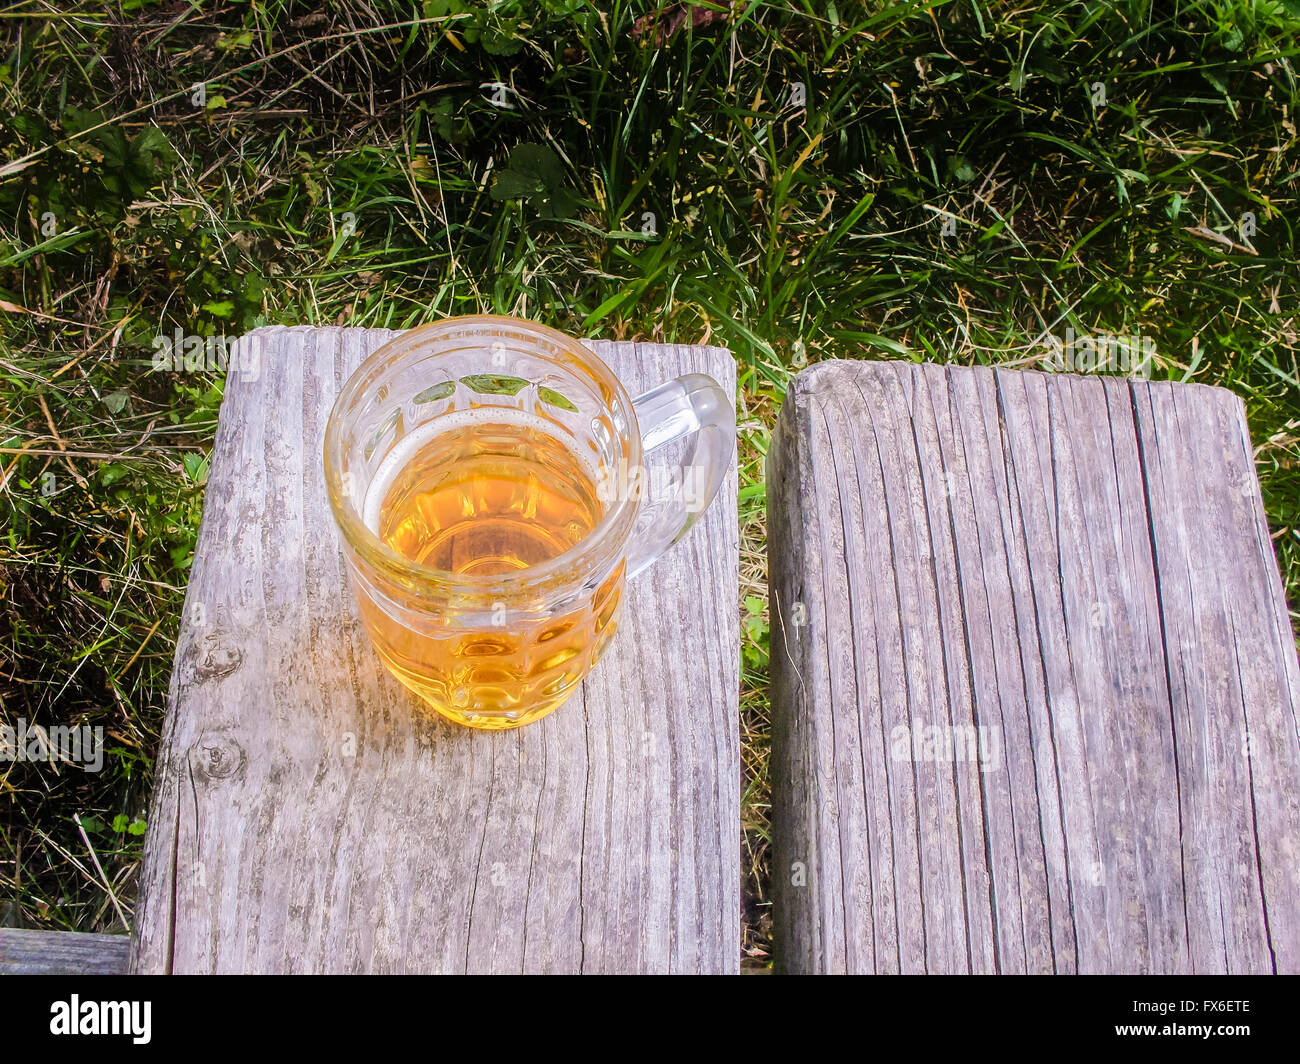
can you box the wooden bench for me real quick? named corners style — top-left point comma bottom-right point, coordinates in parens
top-left (768, 360), bottom-right (1300, 974)
top-left (0, 928), bottom-right (130, 974)
top-left (129, 327), bottom-right (740, 974)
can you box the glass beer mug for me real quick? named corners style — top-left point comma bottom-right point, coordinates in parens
top-left (324, 315), bottom-right (734, 730)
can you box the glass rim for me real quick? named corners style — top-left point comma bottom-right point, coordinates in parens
top-left (323, 315), bottom-right (644, 598)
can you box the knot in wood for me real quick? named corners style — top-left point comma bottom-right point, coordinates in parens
top-left (191, 734), bottom-right (246, 782)
top-left (195, 635), bottom-right (243, 680)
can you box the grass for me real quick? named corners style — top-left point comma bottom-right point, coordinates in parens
top-left (1, 0), bottom-right (1297, 968)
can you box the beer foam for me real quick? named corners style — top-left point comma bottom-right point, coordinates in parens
top-left (362, 406), bottom-right (600, 534)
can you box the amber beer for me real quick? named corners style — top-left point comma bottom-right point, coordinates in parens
top-left (358, 410), bottom-right (622, 728)
top-left (324, 315), bottom-right (733, 730)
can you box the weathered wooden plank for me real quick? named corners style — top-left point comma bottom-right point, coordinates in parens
top-left (130, 327), bottom-right (739, 974)
top-left (0, 929), bottom-right (131, 975)
top-left (769, 359), bottom-right (1300, 974)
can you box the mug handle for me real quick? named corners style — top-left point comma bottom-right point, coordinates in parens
top-left (625, 373), bottom-right (735, 579)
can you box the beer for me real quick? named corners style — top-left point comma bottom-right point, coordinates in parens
top-left (373, 409), bottom-right (601, 574)
top-left (324, 315), bottom-right (734, 731)
top-left (355, 409), bottom-right (623, 728)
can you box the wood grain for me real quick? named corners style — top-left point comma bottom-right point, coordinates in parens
top-left (768, 360), bottom-right (1300, 974)
top-left (0, 929), bottom-right (130, 975)
top-left (130, 327), bottom-right (739, 974)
